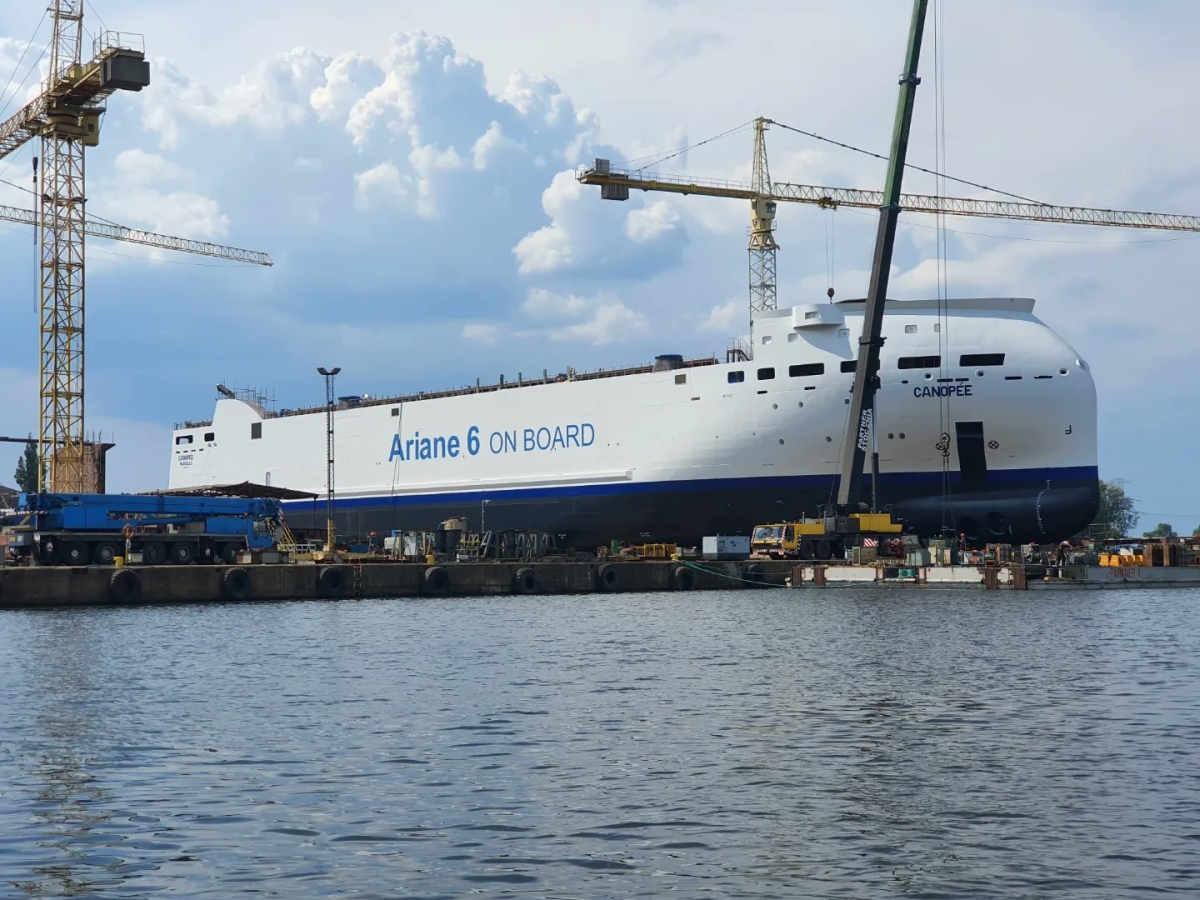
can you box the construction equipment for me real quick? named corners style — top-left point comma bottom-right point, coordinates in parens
top-left (0, 2), bottom-right (271, 494)
top-left (1, 492), bottom-right (284, 566)
top-left (750, 514), bottom-right (905, 561)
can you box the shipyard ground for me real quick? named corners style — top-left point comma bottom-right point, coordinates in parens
top-left (2, 559), bottom-right (1198, 609)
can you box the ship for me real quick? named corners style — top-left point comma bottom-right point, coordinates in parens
top-left (168, 296), bottom-right (1099, 546)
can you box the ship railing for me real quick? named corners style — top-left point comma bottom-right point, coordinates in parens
top-left (273, 356), bottom-right (723, 418)
top-left (279, 542), bottom-right (321, 556)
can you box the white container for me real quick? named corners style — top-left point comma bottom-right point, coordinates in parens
top-left (702, 535), bottom-right (750, 560)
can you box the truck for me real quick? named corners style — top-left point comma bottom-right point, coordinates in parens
top-left (1, 492), bottom-right (284, 567)
top-left (750, 513), bottom-right (905, 561)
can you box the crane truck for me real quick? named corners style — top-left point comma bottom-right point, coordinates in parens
top-left (1, 493), bottom-right (283, 567)
top-left (752, 0), bottom-right (928, 560)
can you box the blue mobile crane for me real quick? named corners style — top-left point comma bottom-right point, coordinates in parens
top-left (1, 493), bottom-right (283, 566)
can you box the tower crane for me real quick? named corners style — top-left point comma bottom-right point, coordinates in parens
top-left (0, 1), bottom-right (270, 492)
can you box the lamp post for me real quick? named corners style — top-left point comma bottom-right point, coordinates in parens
top-left (317, 366), bottom-right (341, 553)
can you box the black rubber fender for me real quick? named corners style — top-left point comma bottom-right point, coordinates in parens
top-left (424, 566), bottom-right (449, 595)
top-left (743, 563), bottom-right (764, 585)
top-left (513, 567), bottom-right (540, 595)
top-left (596, 563), bottom-right (619, 593)
top-left (672, 565), bottom-right (695, 591)
top-left (109, 568), bottom-right (143, 604)
top-left (318, 566), bottom-right (347, 599)
top-left (221, 566), bottom-right (252, 600)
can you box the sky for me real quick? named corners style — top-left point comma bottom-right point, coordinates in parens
top-left (0, 0), bottom-right (1198, 534)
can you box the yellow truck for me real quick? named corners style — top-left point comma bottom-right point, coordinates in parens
top-left (750, 513), bottom-right (904, 561)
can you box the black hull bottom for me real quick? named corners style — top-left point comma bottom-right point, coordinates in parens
top-left (285, 471), bottom-right (1099, 549)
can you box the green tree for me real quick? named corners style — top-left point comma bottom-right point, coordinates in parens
top-left (1091, 479), bottom-right (1138, 538)
top-left (13, 440), bottom-right (41, 494)
top-left (1143, 522), bottom-right (1177, 538)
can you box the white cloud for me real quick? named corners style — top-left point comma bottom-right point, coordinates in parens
top-left (461, 322), bottom-right (501, 344)
top-left (354, 161), bottom-right (407, 210)
top-left (551, 297), bottom-right (649, 345)
top-left (625, 200), bottom-right (680, 243)
top-left (698, 299), bottom-right (741, 334)
top-left (522, 287), bottom-right (589, 319)
top-left (512, 169), bottom-right (584, 273)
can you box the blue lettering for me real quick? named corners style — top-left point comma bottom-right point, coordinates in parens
top-left (389, 434), bottom-right (404, 461)
top-left (503, 430), bottom-right (517, 453)
top-left (566, 424), bottom-right (580, 447)
top-left (524, 428), bottom-right (535, 451)
top-left (914, 384), bottom-right (973, 400)
top-left (418, 437), bottom-right (432, 460)
top-left (433, 435), bottom-right (446, 458)
top-left (537, 427), bottom-right (551, 450)
top-left (406, 438), bottom-right (416, 458)
top-left (552, 425), bottom-right (565, 450)
top-left (447, 435), bottom-right (460, 458)
top-left (489, 431), bottom-right (504, 454)
top-left (581, 423), bottom-right (595, 447)
top-left (467, 426), bottom-right (480, 456)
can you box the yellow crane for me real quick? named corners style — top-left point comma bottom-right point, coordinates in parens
top-left (0, 1), bottom-right (271, 491)
top-left (579, 115), bottom-right (1200, 315)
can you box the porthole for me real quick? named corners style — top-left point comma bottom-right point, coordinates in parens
top-left (844, 397), bottom-right (850, 404)
top-left (923, 372), bottom-right (933, 380)
top-left (888, 433), bottom-right (894, 440)
top-left (778, 438), bottom-right (785, 445)
top-left (976, 370), bottom-right (985, 378)
top-left (797, 401), bottom-right (804, 408)
top-left (1059, 368), bottom-right (1069, 376)
top-left (772, 403), bottom-right (778, 410)
top-left (899, 432), bottom-right (906, 439)
top-left (825, 436), bottom-right (833, 442)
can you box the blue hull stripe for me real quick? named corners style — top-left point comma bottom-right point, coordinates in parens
top-left (281, 466), bottom-right (1098, 512)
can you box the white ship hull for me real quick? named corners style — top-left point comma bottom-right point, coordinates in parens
top-left (169, 298), bottom-right (1099, 545)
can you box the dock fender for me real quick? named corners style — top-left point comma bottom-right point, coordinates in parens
top-left (672, 565), bottom-right (695, 591)
top-left (109, 568), bottom-right (143, 604)
top-left (318, 566), bottom-right (347, 599)
top-left (514, 567), bottom-right (540, 595)
top-left (424, 566), bottom-right (449, 595)
top-left (596, 563), bottom-right (619, 593)
top-left (743, 563), bottom-right (764, 585)
top-left (222, 566), bottom-right (252, 600)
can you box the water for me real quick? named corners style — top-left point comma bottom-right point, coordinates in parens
top-left (1, 588), bottom-right (1198, 899)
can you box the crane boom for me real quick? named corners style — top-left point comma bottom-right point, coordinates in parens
top-left (0, 203), bottom-right (274, 265)
top-left (837, 0), bottom-right (927, 511)
top-left (578, 166), bottom-right (1200, 234)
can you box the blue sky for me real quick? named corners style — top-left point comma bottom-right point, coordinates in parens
top-left (1, 0), bottom-right (1198, 534)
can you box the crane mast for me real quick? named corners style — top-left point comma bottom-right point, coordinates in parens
top-left (748, 117), bottom-right (778, 319)
top-left (837, 0), bottom-right (928, 510)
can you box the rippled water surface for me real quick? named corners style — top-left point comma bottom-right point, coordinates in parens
top-left (2, 588), bottom-right (1198, 898)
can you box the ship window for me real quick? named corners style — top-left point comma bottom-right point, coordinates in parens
top-left (175, 434), bottom-right (193, 446)
top-left (934, 323), bottom-right (940, 332)
top-left (391, 407), bottom-right (400, 416)
top-left (728, 371), bottom-right (745, 383)
top-left (790, 363), bottom-right (825, 377)
top-left (840, 360), bottom-right (857, 373)
top-left (904, 324), bottom-right (917, 334)
top-left (761, 335), bottom-right (772, 345)
top-left (674, 373), bottom-right (686, 385)
top-left (251, 422), bottom-right (262, 440)
top-left (787, 333), bottom-right (798, 343)
top-left (899, 355), bottom-right (941, 369)
top-left (961, 353), bottom-right (1005, 367)
top-left (757, 367), bottom-right (775, 381)
top-left (204, 432), bottom-right (215, 442)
